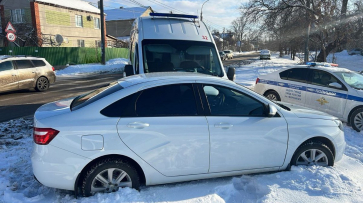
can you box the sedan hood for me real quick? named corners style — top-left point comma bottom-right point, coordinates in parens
top-left (276, 101), bottom-right (337, 120)
top-left (34, 97), bottom-right (74, 120)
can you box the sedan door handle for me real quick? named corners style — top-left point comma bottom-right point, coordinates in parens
top-left (127, 122), bottom-right (150, 129)
top-left (214, 123), bottom-right (233, 129)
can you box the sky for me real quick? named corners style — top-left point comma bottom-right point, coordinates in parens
top-left (86, 0), bottom-right (248, 32)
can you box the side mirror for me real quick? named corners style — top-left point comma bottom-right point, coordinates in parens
top-left (267, 104), bottom-right (277, 117)
top-left (328, 82), bottom-right (342, 89)
top-left (124, 65), bottom-right (134, 77)
top-left (227, 67), bottom-right (236, 81)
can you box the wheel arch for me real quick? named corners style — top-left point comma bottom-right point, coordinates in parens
top-left (263, 89), bottom-right (281, 100)
top-left (347, 105), bottom-right (363, 125)
top-left (74, 154), bottom-right (146, 192)
top-left (293, 136), bottom-right (336, 159)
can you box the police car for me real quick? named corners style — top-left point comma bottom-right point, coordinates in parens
top-left (254, 62), bottom-right (363, 132)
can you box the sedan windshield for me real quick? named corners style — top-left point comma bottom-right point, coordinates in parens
top-left (142, 39), bottom-right (224, 77)
top-left (335, 71), bottom-right (363, 90)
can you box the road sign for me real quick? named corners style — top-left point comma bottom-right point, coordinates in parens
top-left (5, 22), bottom-right (16, 33)
top-left (6, 32), bottom-right (17, 42)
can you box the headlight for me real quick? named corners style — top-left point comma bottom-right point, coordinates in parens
top-left (334, 120), bottom-right (344, 131)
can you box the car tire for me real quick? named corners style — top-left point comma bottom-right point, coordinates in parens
top-left (291, 141), bottom-right (334, 167)
top-left (35, 77), bottom-right (49, 92)
top-left (350, 107), bottom-right (363, 132)
top-left (264, 90), bottom-right (281, 101)
top-left (81, 158), bottom-right (140, 197)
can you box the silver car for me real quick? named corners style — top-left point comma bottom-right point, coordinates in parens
top-left (0, 56), bottom-right (56, 93)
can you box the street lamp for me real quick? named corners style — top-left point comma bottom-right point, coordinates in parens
top-left (200, 0), bottom-right (209, 21)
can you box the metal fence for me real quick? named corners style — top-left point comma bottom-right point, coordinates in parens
top-left (0, 47), bottom-right (129, 66)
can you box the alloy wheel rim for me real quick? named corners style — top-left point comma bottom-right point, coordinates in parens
top-left (37, 78), bottom-right (48, 90)
top-left (91, 168), bottom-right (132, 194)
top-left (353, 112), bottom-right (363, 130)
top-left (296, 149), bottom-right (329, 166)
top-left (266, 94), bottom-right (277, 101)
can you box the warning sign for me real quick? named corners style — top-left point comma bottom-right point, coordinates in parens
top-left (6, 32), bottom-right (17, 42)
top-left (5, 22), bottom-right (16, 33)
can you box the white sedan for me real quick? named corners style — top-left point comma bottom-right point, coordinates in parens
top-left (32, 73), bottom-right (345, 197)
top-left (254, 63), bottom-right (363, 131)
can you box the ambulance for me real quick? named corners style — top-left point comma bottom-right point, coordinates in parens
top-left (124, 13), bottom-right (235, 81)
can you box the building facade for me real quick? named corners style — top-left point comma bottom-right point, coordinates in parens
top-left (0, 0), bottom-right (105, 47)
top-left (105, 7), bottom-right (153, 42)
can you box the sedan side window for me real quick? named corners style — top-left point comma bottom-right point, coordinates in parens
top-left (136, 84), bottom-right (198, 117)
top-left (309, 70), bottom-right (344, 89)
top-left (0, 61), bottom-right (14, 72)
top-left (279, 68), bottom-right (309, 83)
top-left (203, 85), bottom-right (265, 116)
top-left (14, 60), bottom-right (34, 69)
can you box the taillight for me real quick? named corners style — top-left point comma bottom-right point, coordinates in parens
top-left (52, 67), bottom-right (55, 71)
top-left (33, 127), bottom-right (59, 145)
top-left (256, 78), bottom-right (260, 84)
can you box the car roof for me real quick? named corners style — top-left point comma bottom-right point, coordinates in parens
top-left (117, 72), bottom-right (231, 88)
top-left (279, 65), bottom-right (352, 73)
top-left (0, 55), bottom-right (45, 61)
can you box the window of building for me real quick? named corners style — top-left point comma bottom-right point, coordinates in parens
top-left (75, 15), bottom-right (83, 27)
top-left (11, 9), bottom-right (25, 24)
top-left (95, 40), bottom-right (101, 47)
top-left (94, 18), bottom-right (100, 29)
top-left (77, 40), bottom-right (85, 47)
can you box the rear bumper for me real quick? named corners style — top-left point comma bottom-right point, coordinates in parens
top-left (31, 143), bottom-right (89, 191)
top-left (260, 55), bottom-right (270, 59)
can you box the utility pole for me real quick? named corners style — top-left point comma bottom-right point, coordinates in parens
top-left (222, 27), bottom-right (225, 50)
top-left (99, 0), bottom-right (106, 65)
top-left (304, 0), bottom-right (311, 63)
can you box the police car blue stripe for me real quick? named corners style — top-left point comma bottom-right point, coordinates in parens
top-left (259, 79), bottom-right (351, 100)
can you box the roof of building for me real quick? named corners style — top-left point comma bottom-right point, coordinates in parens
top-left (36, 0), bottom-right (100, 14)
top-left (105, 7), bottom-right (149, 21)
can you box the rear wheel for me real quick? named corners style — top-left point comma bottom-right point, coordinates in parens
top-left (350, 108), bottom-right (363, 132)
top-left (264, 90), bottom-right (280, 101)
top-left (81, 158), bottom-right (140, 197)
top-left (35, 77), bottom-right (49, 92)
top-left (291, 141), bottom-right (334, 166)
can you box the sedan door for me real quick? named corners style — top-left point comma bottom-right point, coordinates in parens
top-left (0, 61), bottom-right (18, 92)
top-left (304, 69), bottom-right (348, 119)
top-left (200, 84), bottom-right (289, 172)
top-left (116, 83), bottom-right (210, 177)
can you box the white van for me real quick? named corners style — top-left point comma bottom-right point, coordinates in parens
top-left (124, 13), bottom-right (235, 80)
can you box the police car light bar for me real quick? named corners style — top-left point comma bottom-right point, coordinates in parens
top-left (150, 13), bottom-right (198, 19)
top-left (306, 62), bottom-right (339, 67)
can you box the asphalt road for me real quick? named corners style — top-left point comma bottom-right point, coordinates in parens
top-left (0, 52), bottom-right (259, 122)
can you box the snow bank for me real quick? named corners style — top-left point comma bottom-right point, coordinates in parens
top-left (326, 50), bottom-right (363, 72)
top-left (55, 58), bottom-right (129, 76)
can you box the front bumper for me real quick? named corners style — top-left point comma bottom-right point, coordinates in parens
top-left (260, 55), bottom-right (270, 59)
top-left (31, 143), bottom-right (89, 190)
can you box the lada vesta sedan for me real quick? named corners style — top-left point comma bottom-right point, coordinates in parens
top-left (32, 73), bottom-right (345, 196)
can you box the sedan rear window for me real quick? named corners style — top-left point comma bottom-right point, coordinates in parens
top-left (71, 82), bottom-right (123, 111)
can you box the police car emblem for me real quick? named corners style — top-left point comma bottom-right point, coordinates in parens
top-left (317, 97), bottom-right (329, 105)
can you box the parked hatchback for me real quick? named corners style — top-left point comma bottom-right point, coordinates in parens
top-left (223, 50), bottom-right (234, 59)
top-left (219, 51), bottom-right (227, 60)
top-left (32, 73), bottom-right (345, 197)
top-left (0, 56), bottom-right (55, 93)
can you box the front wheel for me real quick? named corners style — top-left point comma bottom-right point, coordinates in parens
top-left (350, 108), bottom-right (363, 132)
top-left (264, 91), bottom-right (281, 101)
top-left (291, 142), bottom-right (334, 167)
top-left (81, 158), bottom-right (140, 197)
top-left (35, 77), bottom-right (49, 92)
